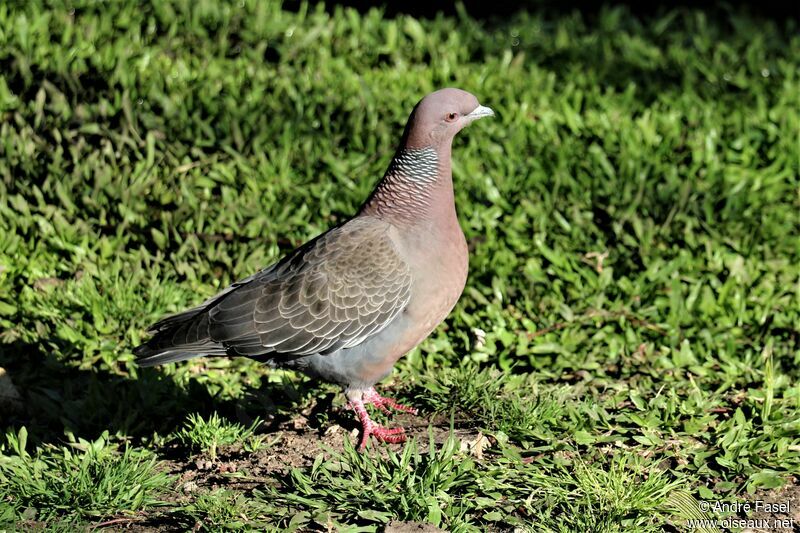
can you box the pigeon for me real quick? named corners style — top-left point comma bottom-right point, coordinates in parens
top-left (134, 88), bottom-right (494, 450)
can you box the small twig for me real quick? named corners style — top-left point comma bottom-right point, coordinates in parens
top-left (89, 517), bottom-right (139, 530)
top-left (582, 251), bottom-right (609, 273)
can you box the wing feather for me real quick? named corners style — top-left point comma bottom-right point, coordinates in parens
top-left (206, 217), bottom-right (412, 357)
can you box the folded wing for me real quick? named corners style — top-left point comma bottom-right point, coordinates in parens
top-left (135, 217), bottom-right (412, 365)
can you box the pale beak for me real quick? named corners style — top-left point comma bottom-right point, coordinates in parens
top-left (466, 104), bottom-right (495, 120)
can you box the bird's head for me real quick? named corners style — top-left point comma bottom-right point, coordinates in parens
top-left (403, 88), bottom-right (494, 149)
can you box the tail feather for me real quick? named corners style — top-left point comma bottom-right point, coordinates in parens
top-left (135, 271), bottom-right (270, 366)
top-left (135, 309), bottom-right (225, 367)
top-left (134, 342), bottom-right (227, 367)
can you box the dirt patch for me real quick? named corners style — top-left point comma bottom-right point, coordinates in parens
top-left (162, 411), bottom-right (483, 495)
top-left (743, 479), bottom-right (800, 527)
top-left (384, 520), bottom-right (446, 532)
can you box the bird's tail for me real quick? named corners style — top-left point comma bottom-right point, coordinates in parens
top-left (134, 308), bottom-right (226, 367)
top-left (133, 342), bottom-right (225, 367)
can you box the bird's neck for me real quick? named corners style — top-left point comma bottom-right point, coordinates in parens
top-left (360, 143), bottom-right (456, 226)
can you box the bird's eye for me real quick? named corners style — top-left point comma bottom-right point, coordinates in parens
top-left (445, 112), bottom-right (459, 122)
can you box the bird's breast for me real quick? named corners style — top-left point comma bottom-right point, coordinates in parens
top-left (395, 221), bottom-right (469, 342)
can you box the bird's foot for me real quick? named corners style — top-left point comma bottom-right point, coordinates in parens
top-left (360, 420), bottom-right (407, 451)
top-left (363, 387), bottom-right (418, 416)
top-left (348, 396), bottom-right (410, 451)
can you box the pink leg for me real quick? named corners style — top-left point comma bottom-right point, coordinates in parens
top-left (349, 398), bottom-right (407, 451)
top-left (363, 388), bottom-right (418, 415)
top-left (347, 388), bottom-right (418, 451)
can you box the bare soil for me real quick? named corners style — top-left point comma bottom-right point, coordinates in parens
top-left (743, 480), bottom-right (800, 529)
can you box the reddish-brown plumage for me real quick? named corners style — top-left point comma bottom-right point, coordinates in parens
top-left (135, 88), bottom-right (494, 450)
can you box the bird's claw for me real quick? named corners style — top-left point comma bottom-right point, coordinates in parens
top-left (358, 422), bottom-right (407, 451)
top-left (348, 388), bottom-right (419, 450)
top-left (363, 387), bottom-right (418, 415)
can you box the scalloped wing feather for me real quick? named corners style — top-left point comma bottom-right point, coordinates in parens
top-left (208, 218), bottom-right (412, 357)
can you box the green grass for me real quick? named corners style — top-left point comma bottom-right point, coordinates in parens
top-left (175, 412), bottom-right (265, 459)
top-left (177, 489), bottom-right (271, 532)
top-left (1, 0), bottom-right (798, 530)
top-left (258, 435), bottom-right (682, 531)
top-left (0, 428), bottom-right (171, 524)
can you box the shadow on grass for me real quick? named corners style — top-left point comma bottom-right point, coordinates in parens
top-left (0, 340), bottom-right (326, 448)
